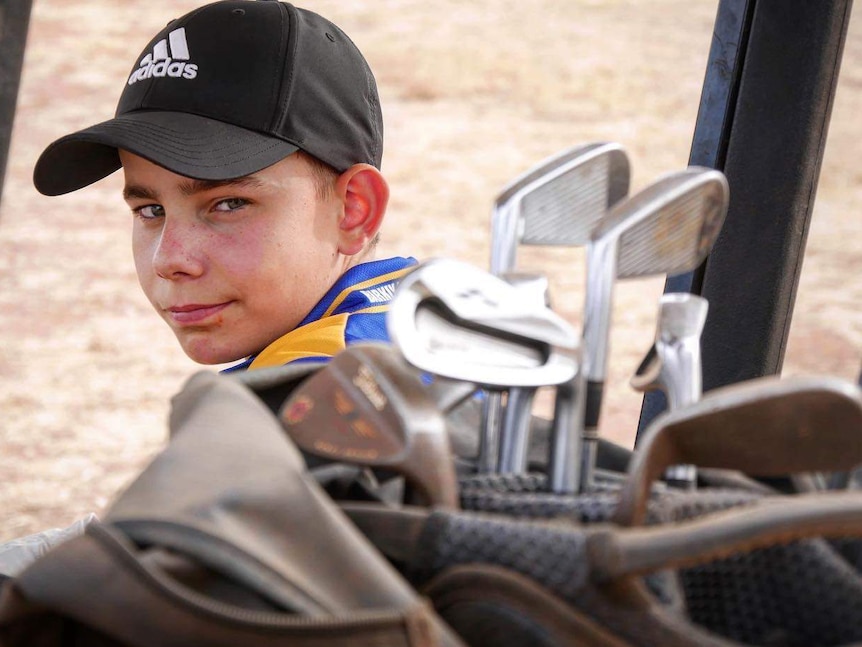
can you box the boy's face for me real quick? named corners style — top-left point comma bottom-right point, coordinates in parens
top-left (121, 150), bottom-right (348, 365)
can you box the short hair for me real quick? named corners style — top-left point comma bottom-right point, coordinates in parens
top-left (295, 151), bottom-right (380, 249)
top-left (295, 150), bottom-right (339, 200)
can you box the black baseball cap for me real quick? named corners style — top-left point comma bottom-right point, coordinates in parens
top-left (33, 0), bottom-right (383, 196)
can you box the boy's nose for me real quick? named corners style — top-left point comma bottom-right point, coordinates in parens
top-left (152, 219), bottom-right (205, 280)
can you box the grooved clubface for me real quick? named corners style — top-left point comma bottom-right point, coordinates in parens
top-left (520, 151), bottom-right (627, 245)
top-left (486, 142), bottom-right (630, 483)
top-left (584, 167), bottom-right (729, 384)
top-left (491, 142), bottom-right (631, 273)
top-left (599, 167), bottom-right (729, 278)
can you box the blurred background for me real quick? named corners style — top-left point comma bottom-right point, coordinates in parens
top-left (1, 0), bottom-right (860, 540)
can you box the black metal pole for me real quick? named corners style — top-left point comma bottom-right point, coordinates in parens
top-left (636, 0), bottom-right (853, 441)
top-left (0, 0), bottom-right (34, 212)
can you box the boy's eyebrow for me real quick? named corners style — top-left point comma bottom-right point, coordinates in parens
top-left (177, 175), bottom-right (265, 196)
top-left (122, 184), bottom-right (158, 201)
top-left (122, 175), bottom-right (265, 201)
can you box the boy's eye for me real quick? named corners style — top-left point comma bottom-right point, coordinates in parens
top-left (213, 197), bottom-right (249, 212)
top-left (134, 204), bottom-right (165, 220)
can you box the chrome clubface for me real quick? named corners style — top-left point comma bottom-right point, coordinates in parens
top-left (490, 142), bottom-right (631, 274)
top-left (583, 167), bottom-right (729, 386)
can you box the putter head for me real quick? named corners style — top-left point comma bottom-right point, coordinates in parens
top-left (388, 258), bottom-right (579, 389)
top-left (491, 142), bottom-right (631, 273)
top-left (279, 343), bottom-right (459, 508)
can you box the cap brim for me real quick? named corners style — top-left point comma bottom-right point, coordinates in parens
top-left (33, 111), bottom-right (300, 196)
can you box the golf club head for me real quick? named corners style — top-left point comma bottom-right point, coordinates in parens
top-left (655, 292), bottom-right (708, 488)
top-left (631, 292), bottom-right (708, 410)
top-left (655, 293), bottom-right (708, 410)
top-left (279, 343), bottom-right (459, 508)
top-left (486, 144), bottom-right (629, 477)
top-left (388, 258), bottom-right (579, 389)
top-left (490, 142), bottom-right (631, 274)
top-left (616, 375), bottom-right (862, 526)
top-left (500, 271), bottom-right (552, 308)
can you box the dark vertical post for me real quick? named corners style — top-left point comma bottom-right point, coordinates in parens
top-left (637, 0), bottom-right (853, 441)
top-left (0, 0), bottom-right (34, 211)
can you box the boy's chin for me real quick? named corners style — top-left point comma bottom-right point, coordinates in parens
top-left (177, 336), bottom-right (247, 366)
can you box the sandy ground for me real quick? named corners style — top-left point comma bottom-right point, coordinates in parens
top-left (1, 1), bottom-right (860, 541)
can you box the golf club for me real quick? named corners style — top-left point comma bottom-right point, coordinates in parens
top-left (279, 343), bottom-right (462, 508)
top-left (497, 271), bottom-right (552, 473)
top-left (483, 142), bottom-right (630, 476)
top-left (631, 292), bottom-right (709, 487)
top-left (580, 166), bottom-right (729, 491)
top-left (615, 374), bottom-right (862, 526)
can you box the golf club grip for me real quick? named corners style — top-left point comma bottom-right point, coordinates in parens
top-left (584, 379), bottom-right (604, 431)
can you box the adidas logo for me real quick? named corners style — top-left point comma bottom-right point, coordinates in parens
top-left (128, 28), bottom-right (198, 85)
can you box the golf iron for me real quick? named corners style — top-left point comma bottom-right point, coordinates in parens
top-left (388, 258), bottom-right (581, 475)
top-left (497, 271), bottom-right (553, 474)
top-left (484, 142), bottom-right (630, 476)
top-left (579, 166), bottom-right (729, 491)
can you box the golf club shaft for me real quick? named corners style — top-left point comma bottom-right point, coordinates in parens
top-left (478, 392), bottom-right (503, 473)
top-left (548, 372), bottom-right (585, 492)
top-left (497, 386), bottom-right (535, 473)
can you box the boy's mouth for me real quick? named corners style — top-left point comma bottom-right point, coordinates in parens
top-left (166, 302), bottom-right (232, 325)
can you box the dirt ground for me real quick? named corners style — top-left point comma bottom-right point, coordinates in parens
top-left (1, 1), bottom-right (860, 541)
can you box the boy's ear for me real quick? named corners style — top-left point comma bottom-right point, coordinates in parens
top-left (335, 164), bottom-right (389, 256)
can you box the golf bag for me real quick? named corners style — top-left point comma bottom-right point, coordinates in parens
top-left (3, 352), bottom-right (862, 647)
top-left (0, 368), bottom-right (464, 647)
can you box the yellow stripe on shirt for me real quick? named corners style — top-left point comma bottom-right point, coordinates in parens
top-left (249, 314), bottom-right (350, 370)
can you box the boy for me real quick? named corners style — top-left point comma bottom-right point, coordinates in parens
top-left (3, 0), bottom-right (415, 577)
top-left (33, 0), bottom-right (416, 371)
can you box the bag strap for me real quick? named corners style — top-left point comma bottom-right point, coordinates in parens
top-left (614, 375), bottom-right (862, 526)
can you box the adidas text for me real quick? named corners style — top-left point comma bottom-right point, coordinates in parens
top-left (128, 28), bottom-right (198, 85)
top-left (128, 60), bottom-right (197, 85)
